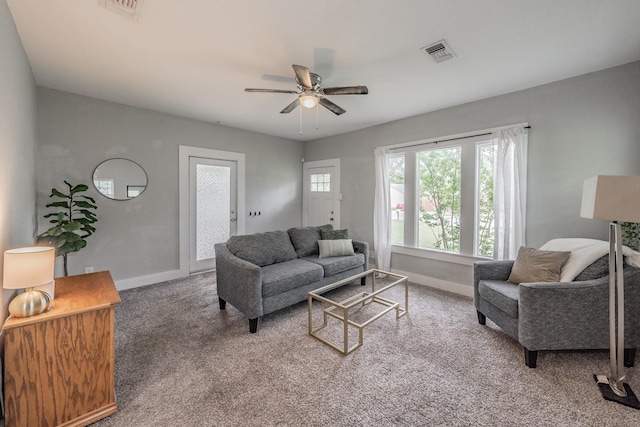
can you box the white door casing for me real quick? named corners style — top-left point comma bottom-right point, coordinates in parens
top-left (303, 158), bottom-right (340, 228)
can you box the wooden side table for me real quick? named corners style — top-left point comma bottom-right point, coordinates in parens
top-left (3, 271), bottom-right (121, 427)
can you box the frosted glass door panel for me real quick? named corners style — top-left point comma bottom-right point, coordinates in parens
top-left (189, 157), bottom-right (236, 273)
top-left (196, 164), bottom-right (230, 260)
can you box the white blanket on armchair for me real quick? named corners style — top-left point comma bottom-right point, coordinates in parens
top-left (540, 238), bottom-right (640, 282)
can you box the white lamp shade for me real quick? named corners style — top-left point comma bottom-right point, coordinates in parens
top-left (580, 175), bottom-right (640, 222)
top-left (3, 246), bottom-right (55, 289)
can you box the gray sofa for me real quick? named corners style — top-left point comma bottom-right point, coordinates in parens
top-left (474, 256), bottom-right (640, 368)
top-left (215, 225), bottom-right (369, 333)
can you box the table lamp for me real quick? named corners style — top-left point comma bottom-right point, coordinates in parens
top-left (581, 175), bottom-right (640, 408)
top-left (3, 246), bottom-right (55, 317)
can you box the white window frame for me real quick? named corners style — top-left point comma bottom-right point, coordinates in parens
top-left (389, 134), bottom-right (493, 265)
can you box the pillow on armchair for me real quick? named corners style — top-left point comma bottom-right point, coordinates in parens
top-left (507, 246), bottom-right (571, 284)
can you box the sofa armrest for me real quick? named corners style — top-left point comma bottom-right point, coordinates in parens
top-left (214, 243), bottom-right (264, 319)
top-left (473, 260), bottom-right (514, 306)
top-left (352, 240), bottom-right (369, 271)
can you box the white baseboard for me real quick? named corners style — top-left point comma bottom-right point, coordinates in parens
top-left (390, 268), bottom-right (473, 298)
top-left (115, 269), bottom-right (186, 291)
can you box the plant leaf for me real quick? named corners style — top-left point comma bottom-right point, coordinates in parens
top-left (51, 188), bottom-right (69, 199)
top-left (70, 184), bottom-right (89, 195)
top-left (74, 200), bottom-right (97, 209)
top-left (79, 195), bottom-right (96, 203)
top-left (46, 201), bottom-right (70, 209)
top-left (46, 225), bottom-right (64, 237)
top-left (62, 222), bottom-right (82, 231)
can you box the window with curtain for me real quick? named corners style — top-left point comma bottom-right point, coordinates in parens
top-left (384, 125), bottom-right (526, 259)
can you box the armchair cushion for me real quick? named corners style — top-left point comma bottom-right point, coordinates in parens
top-left (478, 280), bottom-right (519, 318)
top-left (507, 246), bottom-right (570, 284)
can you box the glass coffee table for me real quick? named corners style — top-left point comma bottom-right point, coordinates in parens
top-left (307, 269), bottom-right (408, 355)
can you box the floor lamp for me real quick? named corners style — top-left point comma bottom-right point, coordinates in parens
top-left (581, 175), bottom-right (640, 408)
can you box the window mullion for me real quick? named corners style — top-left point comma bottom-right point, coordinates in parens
top-left (403, 152), bottom-right (417, 247)
top-left (459, 144), bottom-right (476, 255)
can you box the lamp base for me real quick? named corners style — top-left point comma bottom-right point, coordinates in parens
top-left (8, 288), bottom-right (51, 318)
top-left (594, 374), bottom-right (640, 409)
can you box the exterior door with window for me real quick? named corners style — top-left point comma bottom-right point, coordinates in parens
top-left (189, 157), bottom-right (237, 273)
top-left (303, 159), bottom-right (340, 228)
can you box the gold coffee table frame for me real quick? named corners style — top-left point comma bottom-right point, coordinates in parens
top-left (308, 269), bottom-right (408, 355)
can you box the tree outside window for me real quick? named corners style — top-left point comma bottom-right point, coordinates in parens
top-left (418, 147), bottom-right (461, 252)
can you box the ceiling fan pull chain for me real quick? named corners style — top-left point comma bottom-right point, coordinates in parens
top-left (299, 105), bottom-right (303, 135)
top-left (316, 103), bottom-right (319, 131)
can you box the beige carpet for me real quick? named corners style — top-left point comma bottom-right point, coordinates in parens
top-left (93, 272), bottom-right (639, 426)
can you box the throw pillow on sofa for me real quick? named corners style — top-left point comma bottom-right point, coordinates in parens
top-left (321, 228), bottom-right (348, 240)
top-left (318, 239), bottom-right (355, 258)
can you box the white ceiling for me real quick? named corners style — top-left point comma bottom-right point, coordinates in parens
top-left (7, 0), bottom-right (640, 142)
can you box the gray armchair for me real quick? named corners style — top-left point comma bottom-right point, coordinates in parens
top-left (473, 258), bottom-right (640, 368)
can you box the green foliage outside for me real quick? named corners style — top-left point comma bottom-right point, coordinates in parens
top-left (622, 222), bottom-right (640, 251)
top-left (36, 181), bottom-right (98, 276)
top-left (418, 147), bottom-right (461, 252)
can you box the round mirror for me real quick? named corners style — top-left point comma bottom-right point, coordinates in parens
top-left (93, 158), bottom-right (147, 200)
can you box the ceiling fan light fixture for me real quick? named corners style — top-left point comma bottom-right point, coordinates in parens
top-left (299, 93), bottom-right (318, 108)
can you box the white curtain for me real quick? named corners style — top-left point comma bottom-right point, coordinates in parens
top-left (493, 126), bottom-right (528, 260)
top-left (373, 147), bottom-right (391, 271)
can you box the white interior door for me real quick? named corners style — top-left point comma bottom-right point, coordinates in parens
top-left (303, 159), bottom-right (340, 228)
top-left (189, 157), bottom-right (237, 273)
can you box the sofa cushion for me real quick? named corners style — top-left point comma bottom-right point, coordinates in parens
top-left (287, 224), bottom-right (333, 257)
top-left (478, 280), bottom-right (519, 318)
top-left (227, 230), bottom-right (297, 267)
top-left (507, 246), bottom-right (570, 284)
top-left (303, 253), bottom-right (365, 276)
top-left (261, 259), bottom-right (324, 297)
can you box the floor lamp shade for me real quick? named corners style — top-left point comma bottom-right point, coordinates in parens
top-left (581, 175), bottom-right (640, 222)
top-left (3, 246), bottom-right (55, 317)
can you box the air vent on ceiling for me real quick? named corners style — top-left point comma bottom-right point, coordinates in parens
top-left (421, 39), bottom-right (456, 63)
top-left (99, 0), bottom-right (143, 20)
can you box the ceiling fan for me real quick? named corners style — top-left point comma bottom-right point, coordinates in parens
top-left (245, 64), bottom-right (368, 116)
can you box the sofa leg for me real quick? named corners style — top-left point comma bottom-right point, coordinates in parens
top-left (360, 277), bottom-right (366, 286)
top-left (624, 348), bottom-right (636, 368)
top-left (524, 348), bottom-right (538, 368)
top-left (477, 311), bottom-right (486, 325)
top-left (249, 318), bottom-right (258, 334)
top-left (219, 297), bottom-right (226, 310)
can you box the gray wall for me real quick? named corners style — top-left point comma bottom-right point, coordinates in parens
top-left (304, 61), bottom-right (640, 294)
top-left (0, 0), bottom-right (38, 320)
top-left (37, 88), bottom-right (304, 281)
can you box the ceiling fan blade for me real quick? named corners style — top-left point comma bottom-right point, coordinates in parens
top-left (280, 98), bottom-right (300, 114)
top-left (292, 64), bottom-right (313, 89)
top-left (322, 86), bottom-right (369, 95)
top-left (245, 88), bottom-right (298, 94)
top-left (319, 98), bottom-right (346, 115)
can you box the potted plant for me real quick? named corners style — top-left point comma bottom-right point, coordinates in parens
top-left (36, 181), bottom-right (98, 276)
